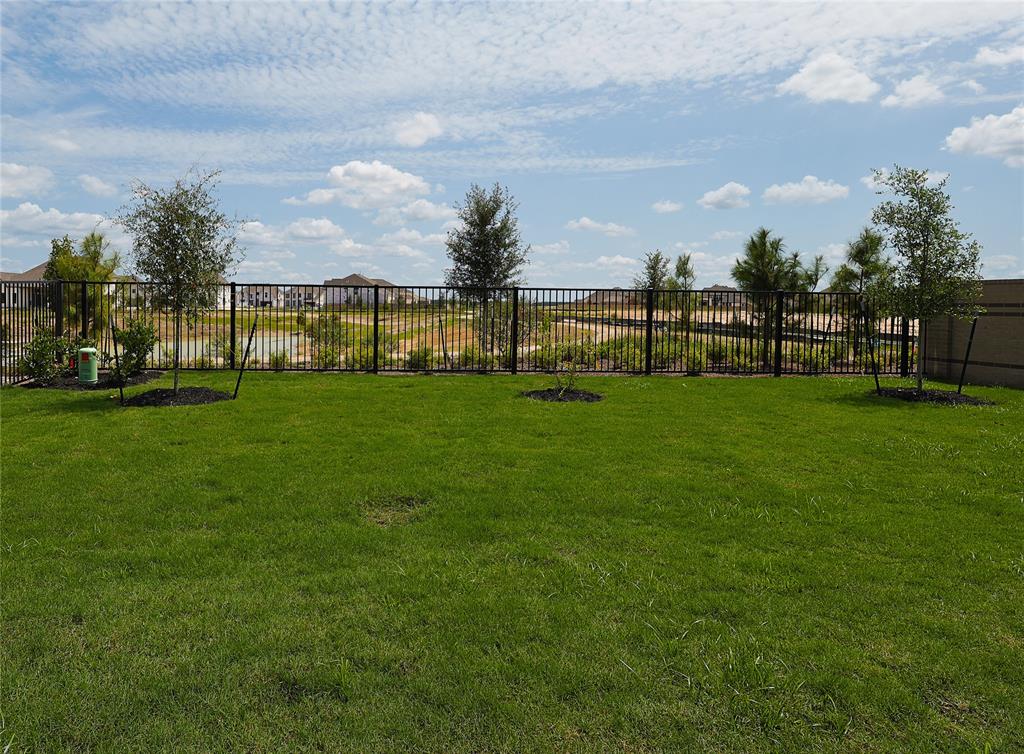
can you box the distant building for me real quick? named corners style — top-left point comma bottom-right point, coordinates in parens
top-left (701, 284), bottom-right (742, 306)
top-left (0, 262), bottom-right (48, 307)
top-left (322, 273), bottom-right (422, 306)
top-left (579, 287), bottom-right (642, 306)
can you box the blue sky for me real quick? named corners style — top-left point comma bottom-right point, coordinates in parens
top-left (1, 1), bottom-right (1022, 288)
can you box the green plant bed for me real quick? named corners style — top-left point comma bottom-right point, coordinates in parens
top-left (1, 374), bottom-right (1021, 751)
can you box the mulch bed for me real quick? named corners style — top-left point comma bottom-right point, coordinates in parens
top-left (23, 370), bottom-right (163, 391)
top-left (522, 388), bottom-right (604, 403)
top-left (876, 387), bottom-right (993, 406)
top-left (123, 387), bottom-right (232, 407)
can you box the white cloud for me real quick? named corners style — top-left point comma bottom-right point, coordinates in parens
top-left (984, 254), bottom-right (1023, 275)
top-left (762, 175), bottom-right (849, 205)
top-left (974, 45), bottom-right (1024, 66)
top-left (651, 199), bottom-right (683, 214)
top-left (0, 201), bottom-right (105, 237)
top-left (945, 106), bottom-right (1024, 167)
top-left (1, 163), bottom-right (53, 198)
top-left (881, 75), bottom-right (944, 108)
top-left (374, 199), bottom-right (455, 226)
top-left (78, 174), bottom-right (118, 197)
top-left (710, 230), bottom-right (743, 240)
top-left (394, 112), bottom-right (443, 148)
top-left (534, 240), bottom-right (570, 255)
top-left (962, 79), bottom-right (986, 95)
top-left (697, 182), bottom-right (750, 210)
top-left (286, 217), bottom-right (347, 241)
top-left (285, 160), bottom-right (431, 208)
top-left (376, 228), bottom-right (445, 246)
top-left (238, 221), bottom-right (286, 247)
top-left (777, 53), bottom-right (880, 103)
top-left (565, 216), bottom-right (635, 237)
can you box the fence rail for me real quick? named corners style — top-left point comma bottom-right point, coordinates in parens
top-left (0, 281), bottom-right (917, 384)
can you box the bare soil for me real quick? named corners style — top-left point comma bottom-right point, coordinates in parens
top-left (123, 387), bottom-right (232, 407)
top-left (522, 388), bottom-right (604, 403)
top-left (876, 387), bottom-right (993, 406)
top-left (23, 370), bottom-right (163, 391)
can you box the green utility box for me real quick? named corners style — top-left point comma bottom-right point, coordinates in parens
top-left (78, 347), bottom-right (98, 385)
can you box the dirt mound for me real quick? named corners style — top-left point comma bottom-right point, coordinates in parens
top-left (522, 388), bottom-right (604, 403)
top-left (876, 387), bottom-right (993, 406)
top-left (124, 387), bottom-right (231, 407)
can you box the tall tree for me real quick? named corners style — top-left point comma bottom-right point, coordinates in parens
top-left (731, 227), bottom-right (806, 291)
top-left (802, 254), bottom-right (828, 292)
top-left (870, 165), bottom-right (983, 391)
top-left (673, 252), bottom-right (696, 290)
top-left (444, 183), bottom-right (529, 291)
top-left (44, 232), bottom-right (121, 337)
top-left (828, 228), bottom-right (890, 294)
top-left (116, 169), bottom-right (244, 393)
top-left (633, 250), bottom-right (670, 289)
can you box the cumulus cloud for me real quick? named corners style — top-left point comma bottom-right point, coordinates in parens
top-left (285, 160), bottom-right (431, 208)
top-left (762, 176), bottom-right (849, 205)
top-left (651, 199), bottom-right (683, 214)
top-left (78, 174), bottom-right (118, 197)
top-left (777, 53), bottom-right (880, 103)
top-left (697, 182), bottom-right (750, 210)
top-left (533, 240), bottom-right (570, 255)
top-left (881, 75), bottom-right (944, 108)
top-left (374, 199), bottom-right (456, 226)
top-left (974, 45), bottom-right (1024, 66)
top-left (1, 163), bottom-right (53, 198)
top-left (710, 230), bottom-right (743, 240)
top-left (394, 112), bottom-right (443, 147)
top-left (565, 216), bottom-right (635, 237)
top-left (286, 217), bottom-right (347, 241)
top-left (0, 201), bottom-right (105, 237)
top-left (945, 106), bottom-right (1024, 167)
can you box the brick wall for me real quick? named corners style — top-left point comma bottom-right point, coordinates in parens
top-left (924, 278), bottom-right (1024, 388)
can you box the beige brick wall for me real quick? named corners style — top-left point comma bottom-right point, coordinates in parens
top-left (924, 278), bottom-right (1024, 388)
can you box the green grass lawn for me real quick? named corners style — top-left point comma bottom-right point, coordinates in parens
top-left (2, 373), bottom-right (1021, 752)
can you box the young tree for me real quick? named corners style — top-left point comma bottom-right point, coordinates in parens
top-left (444, 183), bottom-right (529, 290)
top-left (43, 232), bottom-right (121, 336)
top-left (444, 183), bottom-right (529, 353)
top-left (633, 250), bottom-right (670, 290)
top-left (673, 252), bottom-right (696, 290)
top-left (828, 228), bottom-right (890, 294)
top-left (870, 165), bottom-right (983, 391)
top-left (731, 227), bottom-right (807, 291)
top-left (116, 170), bottom-right (244, 393)
top-left (802, 254), bottom-right (828, 292)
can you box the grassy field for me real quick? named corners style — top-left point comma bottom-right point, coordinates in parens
top-left (2, 373), bottom-right (1021, 752)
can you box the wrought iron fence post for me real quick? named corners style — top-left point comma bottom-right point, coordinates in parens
top-left (229, 282), bottom-right (237, 369)
top-left (644, 288), bottom-right (654, 375)
top-left (55, 282), bottom-right (64, 337)
top-left (372, 285), bottom-right (380, 374)
top-left (510, 287), bottom-right (519, 375)
top-left (773, 289), bottom-right (784, 377)
top-left (80, 281), bottom-right (88, 340)
top-left (900, 317), bottom-right (910, 377)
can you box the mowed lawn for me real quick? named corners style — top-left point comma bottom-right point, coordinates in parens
top-left (2, 373), bottom-right (1022, 752)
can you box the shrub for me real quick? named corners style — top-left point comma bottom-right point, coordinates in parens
top-left (268, 351), bottom-right (289, 370)
top-left (194, 353), bottom-right (214, 369)
top-left (458, 344), bottom-right (495, 370)
top-left (295, 309), bottom-right (307, 328)
top-left (314, 346), bottom-right (340, 370)
top-left (20, 331), bottom-right (63, 381)
top-left (404, 345), bottom-right (434, 371)
top-left (112, 317), bottom-right (158, 380)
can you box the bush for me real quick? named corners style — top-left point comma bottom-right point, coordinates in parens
top-left (314, 346), bottom-right (340, 370)
top-left (113, 317), bottom-right (158, 380)
top-left (268, 351), bottom-right (289, 370)
top-left (296, 309), bottom-right (307, 328)
top-left (404, 345), bottom-right (434, 371)
top-left (458, 344), bottom-right (495, 370)
top-left (20, 331), bottom-right (63, 381)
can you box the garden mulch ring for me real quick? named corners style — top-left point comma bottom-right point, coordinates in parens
top-left (124, 387), bottom-right (232, 408)
top-left (875, 387), bottom-right (994, 406)
top-left (23, 370), bottom-right (163, 391)
top-left (522, 388), bottom-right (604, 403)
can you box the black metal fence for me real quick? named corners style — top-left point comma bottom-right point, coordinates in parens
top-left (0, 280), bottom-right (917, 384)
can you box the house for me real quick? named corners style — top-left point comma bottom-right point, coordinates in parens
top-left (579, 288), bottom-right (642, 307)
top-left (236, 284), bottom-right (281, 308)
top-left (701, 284), bottom-right (743, 307)
top-left (0, 262), bottom-right (49, 308)
top-left (280, 286), bottom-right (324, 309)
top-left (322, 273), bottom-right (421, 306)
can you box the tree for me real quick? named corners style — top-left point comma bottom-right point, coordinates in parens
top-left (672, 253), bottom-right (696, 290)
top-left (444, 183), bottom-right (529, 291)
top-left (116, 169), bottom-right (244, 393)
top-left (731, 227), bottom-right (807, 291)
top-left (43, 232), bottom-right (121, 336)
top-left (870, 165), bottom-right (983, 391)
top-left (444, 183), bottom-right (529, 354)
top-left (633, 250), bottom-right (670, 290)
top-left (802, 254), bottom-right (828, 292)
top-left (828, 228), bottom-right (890, 294)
